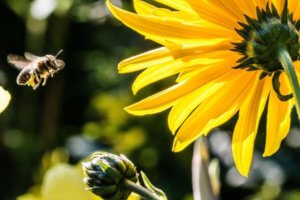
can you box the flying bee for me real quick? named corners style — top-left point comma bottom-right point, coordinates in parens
top-left (7, 50), bottom-right (65, 89)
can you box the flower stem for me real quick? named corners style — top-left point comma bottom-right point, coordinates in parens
top-left (192, 139), bottom-right (202, 200)
top-left (122, 179), bottom-right (160, 200)
top-left (278, 48), bottom-right (300, 120)
top-left (192, 138), bottom-right (216, 200)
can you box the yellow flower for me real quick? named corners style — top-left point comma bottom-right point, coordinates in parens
top-left (107, 0), bottom-right (300, 176)
top-left (18, 164), bottom-right (140, 200)
top-left (0, 86), bottom-right (10, 114)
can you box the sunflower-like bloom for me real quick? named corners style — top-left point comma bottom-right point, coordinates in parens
top-left (0, 87), bottom-right (10, 114)
top-left (18, 163), bottom-right (140, 200)
top-left (107, 0), bottom-right (300, 176)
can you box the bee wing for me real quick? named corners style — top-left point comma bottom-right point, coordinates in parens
top-left (7, 54), bottom-right (30, 70)
top-left (24, 52), bottom-right (39, 61)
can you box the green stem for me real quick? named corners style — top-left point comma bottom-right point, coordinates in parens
top-left (122, 179), bottom-right (160, 200)
top-left (278, 48), bottom-right (300, 120)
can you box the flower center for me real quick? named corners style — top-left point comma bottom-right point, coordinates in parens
top-left (232, 2), bottom-right (300, 101)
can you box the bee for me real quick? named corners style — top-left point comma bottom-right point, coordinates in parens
top-left (7, 50), bottom-right (65, 89)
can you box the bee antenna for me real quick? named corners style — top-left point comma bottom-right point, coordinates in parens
top-left (55, 49), bottom-right (63, 58)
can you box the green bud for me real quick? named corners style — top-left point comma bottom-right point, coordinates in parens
top-left (82, 152), bottom-right (138, 200)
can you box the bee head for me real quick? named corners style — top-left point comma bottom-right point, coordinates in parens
top-left (54, 50), bottom-right (65, 69)
top-left (55, 59), bottom-right (65, 69)
top-left (16, 69), bottom-right (33, 85)
top-left (45, 50), bottom-right (65, 70)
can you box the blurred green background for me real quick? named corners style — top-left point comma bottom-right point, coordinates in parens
top-left (1, 0), bottom-right (300, 199)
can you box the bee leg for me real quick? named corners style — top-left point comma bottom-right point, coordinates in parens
top-left (33, 84), bottom-right (38, 90)
top-left (40, 78), bottom-right (44, 86)
top-left (32, 76), bottom-right (41, 89)
top-left (33, 72), bottom-right (41, 85)
top-left (42, 77), bottom-right (48, 86)
top-left (50, 71), bottom-right (55, 77)
top-left (51, 69), bottom-right (55, 76)
top-left (36, 72), bottom-right (41, 81)
top-left (47, 69), bottom-right (54, 77)
top-left (44, 65), bottom-right (55, 77)
top-left (40, 64), bottom-right (49, 74)
top-left (46, 65), bottom-right (56, 77)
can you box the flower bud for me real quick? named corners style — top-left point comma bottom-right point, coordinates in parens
top-left (82, 152), bottom-right (138, 200)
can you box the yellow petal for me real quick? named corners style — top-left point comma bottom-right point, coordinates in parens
top-left (169, 58), bottom-right (239, 133)
top-left (176, 68), bottom-right (204, 83)
top-left (42, 164), bottom-right (93, 200)
top-left (125, 63), bottom-right (231, 116)
top-left (253, 0), bottom-right (269, 9)
top-left (232, 0), bottom-right (256, 18)
top-left (263, 74), bottom-right (293, 157)
top-left (0, 87), bottom-right (10, 114)
top-left (271, 0), bottom-right (299, 14)
top-left (232, 76), bottom-right (271, 177)
top-left (173, 71), bottom-right (257, 151)
top-left (132, 57), bottom-right (221, 94)
top-left (118, 47), bottom-right (173, 74)
top-left (118, 39), bottom-right (232, 74)
top-left (291, 1), bottom-right (300, 19)
top-left (133, 0), bottom-right (201, 23)
top-left (152, 0), bottom-right (197, 15)
top-left (272, 0), bottom-right (284, 13)
top-left (186, 0), bottom-right (240, 29)
top-left (206, 0), bottom-right (245, 22)
top-left (288, 0), bottom-right (300, 14)
top-left (107, 0), bottom-right (236, 45)
top-left (174, 50), bottom-right (239, 82)
top-left (17, 194), bottom-right (43, 200)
